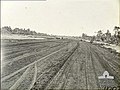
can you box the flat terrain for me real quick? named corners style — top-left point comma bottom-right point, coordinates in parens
top-left (1, 39), bottom-right (120, 90)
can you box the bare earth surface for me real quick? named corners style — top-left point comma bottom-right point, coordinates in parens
top-left (1, 39), bottom-right (120, 90)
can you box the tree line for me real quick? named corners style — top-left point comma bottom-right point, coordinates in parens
top-left (1, 26), bottom-right (49, 36)
top-left (82, 26), bottom-right (120, 45)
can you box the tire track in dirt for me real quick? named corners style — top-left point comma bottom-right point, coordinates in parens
top-left (3, 43), bottom-right (49, 55)
top-left (89, 46), bottom-right (101, 89)
top-left (90, 49), bottom-right (117, 88)
top-left (1, 40), bottom-right (76, 90)
top-left (2, 42), bottom-right (65, 66)
top-left (3, 39), bottom-right (62, 47)
top-left (3, 40), bottom-right (67, 61)
top-left (45, 41), bottom-right (101, 89)
top-left (61, 48), bottom-right (86, 89)
top-left (85, 42), bottom-right (119, 86)
top-left (1, 42), bottom-right (69, 78)
top-left (32, 42), bottom-right (79, 90)
top-left (92, 48), bottom-right (120, 85)
top-left (82, 42), bottom-right (119, 88)
top-left (29, 63), bottom-right (37, 90)
top-left (9, 63), bottom-right (38, 90)
top-left (93, 45), bottom-right (119, 66)
top-left (75, 42), bottom-right (88, 89)
top-left (2, 40), bottom-right (61, 57)
top-left (10, 64), bottom-right (35, 90)
top-left (1, 68), bottom-right (27, 90)
top-left (9, 66), bottom-right (33, 90)
top-left (2, 40), bottom-right (119, 89)
top-left (1, 46), bottom-right (67, 82)
top-left (82, 42), bottom-right (98, 89)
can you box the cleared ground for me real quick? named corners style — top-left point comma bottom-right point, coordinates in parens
top-left (1, 39), bottom-right (120, 90)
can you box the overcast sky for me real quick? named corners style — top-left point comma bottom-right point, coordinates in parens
top-left (1, 0), bottom-right (119, 36)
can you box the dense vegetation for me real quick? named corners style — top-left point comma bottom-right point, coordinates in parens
top-left (1, 26), bottom-right (50, 36)
top-left (82, 26), bottom-right (120, 45)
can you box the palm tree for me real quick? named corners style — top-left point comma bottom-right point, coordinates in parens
top-left (113, 26), bottom-right (120, 45)
top-left (96, 30), bottom-right (103, 41)
top-left (114, 26), bottom-right (120, 35)
top-left (105, 30), bottom-right (111, 43)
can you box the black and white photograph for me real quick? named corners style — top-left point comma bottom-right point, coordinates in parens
top-left (1, 0), bottom-right (120, 90)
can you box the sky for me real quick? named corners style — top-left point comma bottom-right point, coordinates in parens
top-left (1, 0), bottom-right (119, 36)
